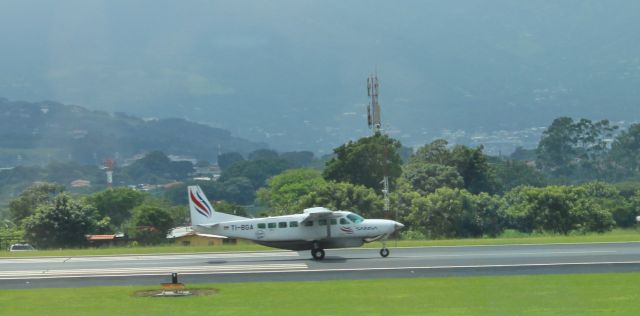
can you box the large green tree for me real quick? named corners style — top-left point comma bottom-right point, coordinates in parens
top-left (298, 181), bottom-right (384, 219)
top-left (23, 194), bottom-right (108, 248)
top-left (323, 133), bottom-right (402, 192)
top-left (9, 182), bottom-right (65, 226)
top-left (399, 163), bottom-right (463, 195)
top-left (220, 177), bottom-right (256, 204)
top-left (536, 117), bottom-right (617, 179)
top-left (410, 139), bottom-right (497, 194)
top-left (131, 204), bottom-right (175, 245)
top-left (610, 123), bottom-right (640, 175)
top-left (493, 160), bottom-right (547, 193)
top-left (410, 139), bottom-right (451, 165)
top-left (87, 187), bottom-right (146, 228)
top-left (450, 145), bottom-right (497, 194)
top-left (256, 169), bottom-right (327, 215)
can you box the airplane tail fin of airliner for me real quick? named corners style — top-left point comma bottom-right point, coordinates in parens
top-left (188, 185), bottom-right (248, 226)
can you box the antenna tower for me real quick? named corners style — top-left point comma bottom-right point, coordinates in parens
top-left (366, 73), bottom-right (390, 215)
top-left (367, 74), bottom-right (382, 134)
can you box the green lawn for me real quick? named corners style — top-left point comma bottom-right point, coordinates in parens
top-left (2, 273), bottom-right (639, 315)
top-left (2, 228), bottom-right (639, 258)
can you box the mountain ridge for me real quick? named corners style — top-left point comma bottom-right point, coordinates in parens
top-left (0, 98), bottom-right (266, 166)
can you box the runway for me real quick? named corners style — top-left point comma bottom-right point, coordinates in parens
top-left (2, 241), bottom-right (640, 289)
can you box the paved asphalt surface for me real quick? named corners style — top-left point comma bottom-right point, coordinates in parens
top-left (1, 242), bottom-right (640, 289)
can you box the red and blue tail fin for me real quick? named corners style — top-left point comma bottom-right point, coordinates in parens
top-left (188, 185), bottom-right (248, 225)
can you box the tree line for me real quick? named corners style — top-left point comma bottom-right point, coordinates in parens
top-left (2, 116), bottom-right (640, 248)
top-left (255, 135), bottom-right (640, 239)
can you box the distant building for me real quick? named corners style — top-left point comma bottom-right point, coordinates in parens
top-left (70, 179), bottom-right (91, 188)
top-left (193, 164), bottom-right (221, 181)
top-left (168, 155), bottom-right (197, 165)
top-left (86, 233), bottom-right (126, 247)
top-left (163, 181), bottom-right (183, 189)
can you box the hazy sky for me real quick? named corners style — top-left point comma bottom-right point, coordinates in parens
top-left (1, 1), bottom-right (639, 151)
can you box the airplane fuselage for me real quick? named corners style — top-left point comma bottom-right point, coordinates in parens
top-left (193, 211), bottom-right (399, 251)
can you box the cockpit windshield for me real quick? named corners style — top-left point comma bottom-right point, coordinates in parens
top-left (346, 213), bottom-right (365, 224)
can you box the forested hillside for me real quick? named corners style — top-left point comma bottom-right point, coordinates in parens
top-left (0, 98), bottom-right (265, 166)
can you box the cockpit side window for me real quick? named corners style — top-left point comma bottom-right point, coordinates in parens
top-left (340, 218), bottom-right (350, 225)
top-left (346, 213), bottom-right (364, 224)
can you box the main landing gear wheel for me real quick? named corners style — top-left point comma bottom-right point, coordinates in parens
top-left (311, 248), bottom-right (325, 260)
top-left (380, 248), bottom-right (390, 258)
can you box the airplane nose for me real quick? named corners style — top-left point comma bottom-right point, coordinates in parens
top-left (394, 222), bottom-right (405, 231)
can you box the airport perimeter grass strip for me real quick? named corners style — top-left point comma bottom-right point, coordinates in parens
top-left (2, 229), bottom-right (639, 258)
top-left (2, 273), bottom-right (639, 316)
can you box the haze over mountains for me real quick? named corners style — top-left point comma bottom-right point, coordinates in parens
top-left (1, 1), bottom-right (639, 153)
top-left (0, 98), bottom-right (264, 166)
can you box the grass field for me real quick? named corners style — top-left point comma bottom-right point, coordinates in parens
top-left (1, 273), bottom-right (639, 315)
top-left (1, 228), bottom-right (639, 258)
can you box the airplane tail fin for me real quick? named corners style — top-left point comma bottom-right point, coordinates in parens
top-left (188, 185), bottom-right (248, 226)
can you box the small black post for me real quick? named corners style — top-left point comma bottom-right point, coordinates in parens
top-left (171, 272), bottom-right (178, 284)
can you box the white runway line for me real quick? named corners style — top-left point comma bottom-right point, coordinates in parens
top-left (0, 263), bottom-right (308, 280)
top-left (0, 251), bottom-right (299, 264)
top-left (395, 250), bottom-right (618, 258)
top-left (301, 260), bottom-right (640, 274)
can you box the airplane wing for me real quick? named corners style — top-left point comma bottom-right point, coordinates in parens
top-left (195, 233), bottom-right (228, 239)
top-left (168, 225), bottom-right (226, 239)
top-left (300, 207), bottom-right (341, 223)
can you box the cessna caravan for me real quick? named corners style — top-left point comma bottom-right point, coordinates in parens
top-left (187, 185), bottom-right (404, 260)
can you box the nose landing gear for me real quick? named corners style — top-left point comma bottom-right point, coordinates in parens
top-left (380, 240), bottom-right (390, 257)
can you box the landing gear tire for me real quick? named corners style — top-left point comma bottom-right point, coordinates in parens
top-left (311, 248), bottom-right (325, 260)
top-left (380, 248), bottom-right (390, 258)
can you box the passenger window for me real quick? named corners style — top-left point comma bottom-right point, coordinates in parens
top-left (267, 223), bottom-right (276, 229)
top-left (340, 218), bottom-right (350, 225)
top-left (257, 223), bottom-right (266, 229)
top-left (319, 219), bottom-right (327, 226)
top-left (289, 221), bottom-right (299, 228)
top-left (304, 221), bottom-right (313, 227)
top-left (278, 222), bottom-right (287, 228)
top-left (330, 219), bottom-right (337, 225)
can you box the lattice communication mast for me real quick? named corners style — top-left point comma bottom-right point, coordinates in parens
top-left (367, 74), bottom-right (382, 134)
top-left (366, 73), bottom-right (390, 215)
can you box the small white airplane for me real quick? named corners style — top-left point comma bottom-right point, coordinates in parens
top-left (187, 185), bottom-right (404, 260)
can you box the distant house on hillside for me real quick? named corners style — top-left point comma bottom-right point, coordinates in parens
top-left (70, 179), bottom-right (91, 188)
top-left (192, 164), bottom-right (221, 181)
